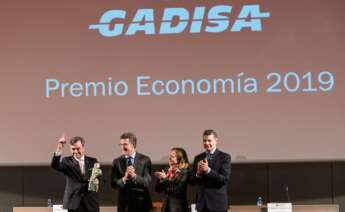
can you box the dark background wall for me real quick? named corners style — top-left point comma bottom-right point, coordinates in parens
top-left (0, 162), bottom-right (344, 212)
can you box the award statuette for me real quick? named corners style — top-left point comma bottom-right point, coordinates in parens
top-left (88, 163), bottom-right (102, 192)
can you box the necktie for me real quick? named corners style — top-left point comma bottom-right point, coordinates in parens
top-left (127, 157), bottom-right (133, 166)
top-left (206, 153), bottom-right (213, 162)
top-left (78, 159), bottom-right (85, 175)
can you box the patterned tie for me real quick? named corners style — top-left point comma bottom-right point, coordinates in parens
top-left (206, 153), bottom-right (213, 163)
top-left (127, 156), bottom-right (133, 166)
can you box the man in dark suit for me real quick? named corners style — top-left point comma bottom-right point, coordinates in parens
top-left (190, 129), bottom-right (231, 212)
top-left (51, 134), bottom-right (100, 212)
top-left (111, 132), bottom-right (152, 212)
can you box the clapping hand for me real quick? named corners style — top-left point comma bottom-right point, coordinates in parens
top-left (122, 168), bottom-right (130, 181)
top-left (197, 159), bottom-right (209, 174)
top-left (124, 166), bottom-right (136, 180)
top-left (128, 166), bottom-right (136, 178)
top-left (154, 170), bottom-right (167, 180)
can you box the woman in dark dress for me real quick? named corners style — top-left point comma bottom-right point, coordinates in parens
top-left (155, 147), bottom-right (190, 212)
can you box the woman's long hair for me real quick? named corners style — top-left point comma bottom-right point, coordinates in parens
top-left (171, 147), bottom-right (190, 170)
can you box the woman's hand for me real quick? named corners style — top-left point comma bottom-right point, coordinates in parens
top-left (154, 170), bottom-right (167, 180)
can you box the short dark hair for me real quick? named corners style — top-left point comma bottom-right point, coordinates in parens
top-left (203, 129), bottom-right (218, 138)
top-left (120, 132), bottom-right (137, 148)
top-left (70, 136), bottom-right (85, 146)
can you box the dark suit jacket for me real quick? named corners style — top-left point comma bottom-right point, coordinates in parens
top-left (190, 149), bottom-right (231, 211)
top-left (155, 168), bottom-right (190, 212)
top-left (51, 154), bottom-right (100, 211)
top-left (111, 152), bottom-right (152, 212)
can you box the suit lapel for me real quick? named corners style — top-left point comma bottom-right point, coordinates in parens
top-left (133, 153), bottom-right (140, 171)
top-left (202, 152), bottom-right (207, 161)
top-left (84, 156), bottom-right (91, 180)
top-left (119, 156), bottom-right (127, 174)
top-left (70, 157), bottom-right (83, 179)
top-left (135, 153), bottom-right (145, 176)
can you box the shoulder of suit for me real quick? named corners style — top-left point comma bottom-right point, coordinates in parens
top-left (85, 155), bottom-right (98, 162)
top-left (216, 149), bottom-right (231, 159)
top-left (113, 155), bottom-right (124, 163)
top-left (195, 152), bottom-right (206, 159)
top-left (136, 152), bottom-right (151, 161)
top-left (59, 156), bottom-right (74, 165)
top-left (62, 156), bottom-right (73, 161)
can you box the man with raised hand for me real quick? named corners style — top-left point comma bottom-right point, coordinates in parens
top-left (111, 132), bottom-right (152, 212)
top-left (190, 129), bottom-right (231, 212)
top-left (51, 134), bottom-right (101, 212)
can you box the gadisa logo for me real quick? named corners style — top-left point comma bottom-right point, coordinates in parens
top-left (89, 4), bottom-right (270, 37)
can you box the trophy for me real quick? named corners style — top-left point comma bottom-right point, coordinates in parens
top-left (88, 163), bottom-right (102, 192)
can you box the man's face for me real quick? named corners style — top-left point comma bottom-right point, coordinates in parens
top-left (203, 134), bottom-right (217, 152)
top-left (119, 139), bottom-right (135, 156)
top-left (70, 140), bottom-right (85, 159)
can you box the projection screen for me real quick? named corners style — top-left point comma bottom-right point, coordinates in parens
top-left (0, 0), bottom-right (344, 165)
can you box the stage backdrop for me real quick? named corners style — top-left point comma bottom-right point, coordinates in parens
top-left (0, 0), bottom-right (344, 165)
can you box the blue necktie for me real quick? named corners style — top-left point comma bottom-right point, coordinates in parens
top-left (127, 157), bottom-right (133, 166)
